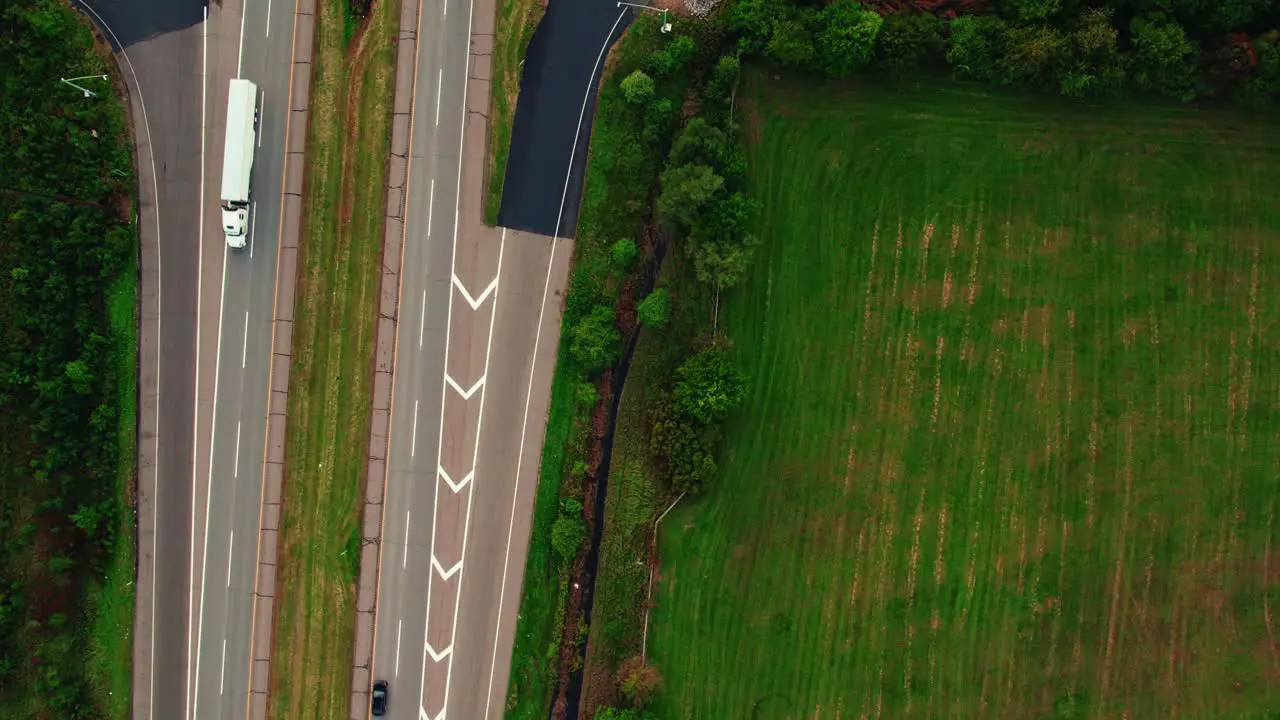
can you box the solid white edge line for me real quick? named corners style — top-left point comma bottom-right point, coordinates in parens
top-left (439, 232), bottom-right (504, 714)
top-left (241, 311), bottom-right (249, 368)
top-left (482, 10), bottom-right (629, 716)
top-left (226, 531), bottom-right (234, 587)
top-left (190, 5), bottom-right (209, 719)
top-left (70, 3), bottom-right (167, 717)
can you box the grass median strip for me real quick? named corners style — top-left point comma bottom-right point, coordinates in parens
top-left (268, 0), bottom-right (399, 717)
top-left (484, 0), bottom-right (544, 225)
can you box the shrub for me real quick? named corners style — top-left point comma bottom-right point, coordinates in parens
top-left (648, 34), bottom-right (696, 76)
top-left (674, 346), bottom-right (747, 423)
top-left (611, 238), bottom-right (640, 270)
top-left (617, 657), bottom-right (664, 708)
top-left (637, 288), bottom-right (671, 328)
top-left (813, 0), bottom-right (883, 76)
top-left (947, 15), bottom-right (1008, 81)
top-left (571, 304), bottom-right (622, 373)
top-left (550, 513), bottom-right (586, 560)
top-left (620, 69), bottom-right (656, 105)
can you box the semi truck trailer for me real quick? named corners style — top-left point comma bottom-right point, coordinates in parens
top-left (220, 78), bottom-right (259, 248)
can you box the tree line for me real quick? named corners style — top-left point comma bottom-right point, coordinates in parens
top-left (728, 0), bottom-right (1280, 104)
top-left (0, 0), bottom-right (136, 716)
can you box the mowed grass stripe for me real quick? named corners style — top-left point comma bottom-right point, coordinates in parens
top-left (650, 68), bottom-right (1280, 719)
top-left (270, 0), bottom-right (398, 717)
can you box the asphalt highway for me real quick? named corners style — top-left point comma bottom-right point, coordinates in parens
top-left (187, 0), bottom-right (300, 717)
top-left (366, 0), bottom-right (619, 715)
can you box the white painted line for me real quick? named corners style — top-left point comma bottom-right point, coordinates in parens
top-left (403, 510), bottom-right (411, 568)
top-left (411, 399), bottom-right (420, 457)
top-left (485, 14), bottom-right (628, 718)
top-left (420, 706), bottom-right (429, 720)
top-left (419, 290), bottom-right (427, 348)
top-left (226, 531), bottom-right (234, 587)
top-left (435, 69), bottom-right (442, 126)
top-left (440, 229), bottom-right (504, 712)
top-left (248, 202), bottom-right (256, 258)
top-left (266, 0), bottom-right (272, 37)
top-left (258, 91), bottom-right (265, 147)
top-left (427, 179), bottom-right (435, 231)
top-left (426, 643), bottom-right (451, 663)
top-left (452, 274), bottom-right (498, 310)
top-left (438, 468), bottom-right (472, 493)
top-left (241, 310), bottom-right (249, 368)
top-left (73, 3), bottom-right (164, 714)
top-left (234, 421), bottom-right (242, 478)
top-left (236, 0), bottom-right (245, 77)
top-left (219, 638), bottom-right (226, 695)
top-left (431, 556), bottom-right (463, 581)
top-left (395, 619), bottom-right (403, 677)
top-left (189, 4), bottom-right (210, 716)
top-left (192, 191), bottom-right (232, 720)
top-left (444, 375), bottom-right (484, 400)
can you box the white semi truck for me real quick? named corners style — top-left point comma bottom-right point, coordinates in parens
top-left (220, 78), bottom-right (259, 248)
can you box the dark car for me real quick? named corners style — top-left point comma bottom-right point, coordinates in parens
top-left (371, 680), bottom-right (388, 717)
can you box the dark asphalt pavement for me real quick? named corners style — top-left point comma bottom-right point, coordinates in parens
top-left (79, 1), bottom-right (203, 719)
top-left (497, 0), bottom-right (632, 238)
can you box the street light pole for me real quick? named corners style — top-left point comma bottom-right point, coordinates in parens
top-left (60, 73), bottom-right (110, 98)
top-left (615, 1), bottom-right (672, 32)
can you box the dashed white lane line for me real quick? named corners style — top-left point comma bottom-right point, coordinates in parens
top-left (403, 511), bottom-right (411, 569)
top-left (248, 201), bottom-right (256, 258)
top-left (265, 0), bottom-right (272, 37)
top-left (219, 639), bottom-right (226, 695)
top-left (241, 310), bottom-right (249, 368)
top-left (226, 531), bottom-right (234, 587)
top-left (419, 290), bottom-right (427, 348)
top-left (257, 90), bottom-right (265, 148)
top-left (434, 69), bottom-right (442, 127)
top-left (395, 619), bottom-right (403, 678)
top-left (411, 399), bottom-right (420, 457)
top-left (427, 179), bottom-right (435, 230)
top-left (233, 421), bottom-right (242, 478)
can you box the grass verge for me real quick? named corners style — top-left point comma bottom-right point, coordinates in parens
top-left (484, 0), bottom-right (544, 225)
top-left (503, 14), bottom-right (721, 717)
top-left (268, 0), bottom-right (398, 717)
top-left (83, 247), bottom-right (140, 720)
top-left (649, 66), bottom-right (1280, 718)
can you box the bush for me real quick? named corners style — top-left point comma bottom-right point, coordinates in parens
top-left (550, 513), bottom-right (586, 560)
top-left (637, 288), bottom-right (671, 328)
top-left (617, 657), bottom-right (664, 707)
top-left (874, 11), bottom-right (945, 72)
top-left (620, 69), bottom-right (656, 105)
top-left (947, 15), bottom-right (1008, 81)
top-left (648, 34), bottom-right (696, 76)
top-left (1130, 15), bottom-right (1200, 102)
top-left (674, 346), bottom-right (747, 424)
top-left (813, 0), bottom-right (883, 76)
top-left (570, 304), bottom-right (622, 372)
top-left (611, 238), bottom-right (640, 270)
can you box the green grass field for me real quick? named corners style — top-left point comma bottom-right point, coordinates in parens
top-left (649, 68), bottom-right (1280, 719)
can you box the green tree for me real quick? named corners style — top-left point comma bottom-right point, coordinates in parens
top-left (658, 164), bottom-right (724, 229)
top-left (570, 304), bottom-right (621, 372)
top-left (668, 118), bottom-right (731, 170)
top-left (765, 14), bottom-right (816, 68)
top-left (649, 34), bottom-right (696, 76)
top-left (1007, 0), bottom-right (1061, 23)
top-left (997, 24), bottom-right (1068, 86)
top-left (874, 11), bottom-right (945, 73)
top-left (637, 288), bottom-right (670, 328)
top-left (550, 513), bottom-right (586, 560)
top-left (728, 0), bottom-right (790, 54)
top-left (705, 53), bottom-right (742, 101)
top-left (674, 346), bottom-right (747, 424)
top-left (1130, 15), bottom-right (1200, 101)
top-left (813, 0), bottom-right (884, 76)
top-left (1062, 8), bottom-right (1125, 97)
top-left (947, 15), bottom-right (1007, 81)
top-left (611, 237), bottom-right (640, 270)
top-left (650, 400), bottom-right (718, 493)
top-left (620, 69), bottom-right (656, 105)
